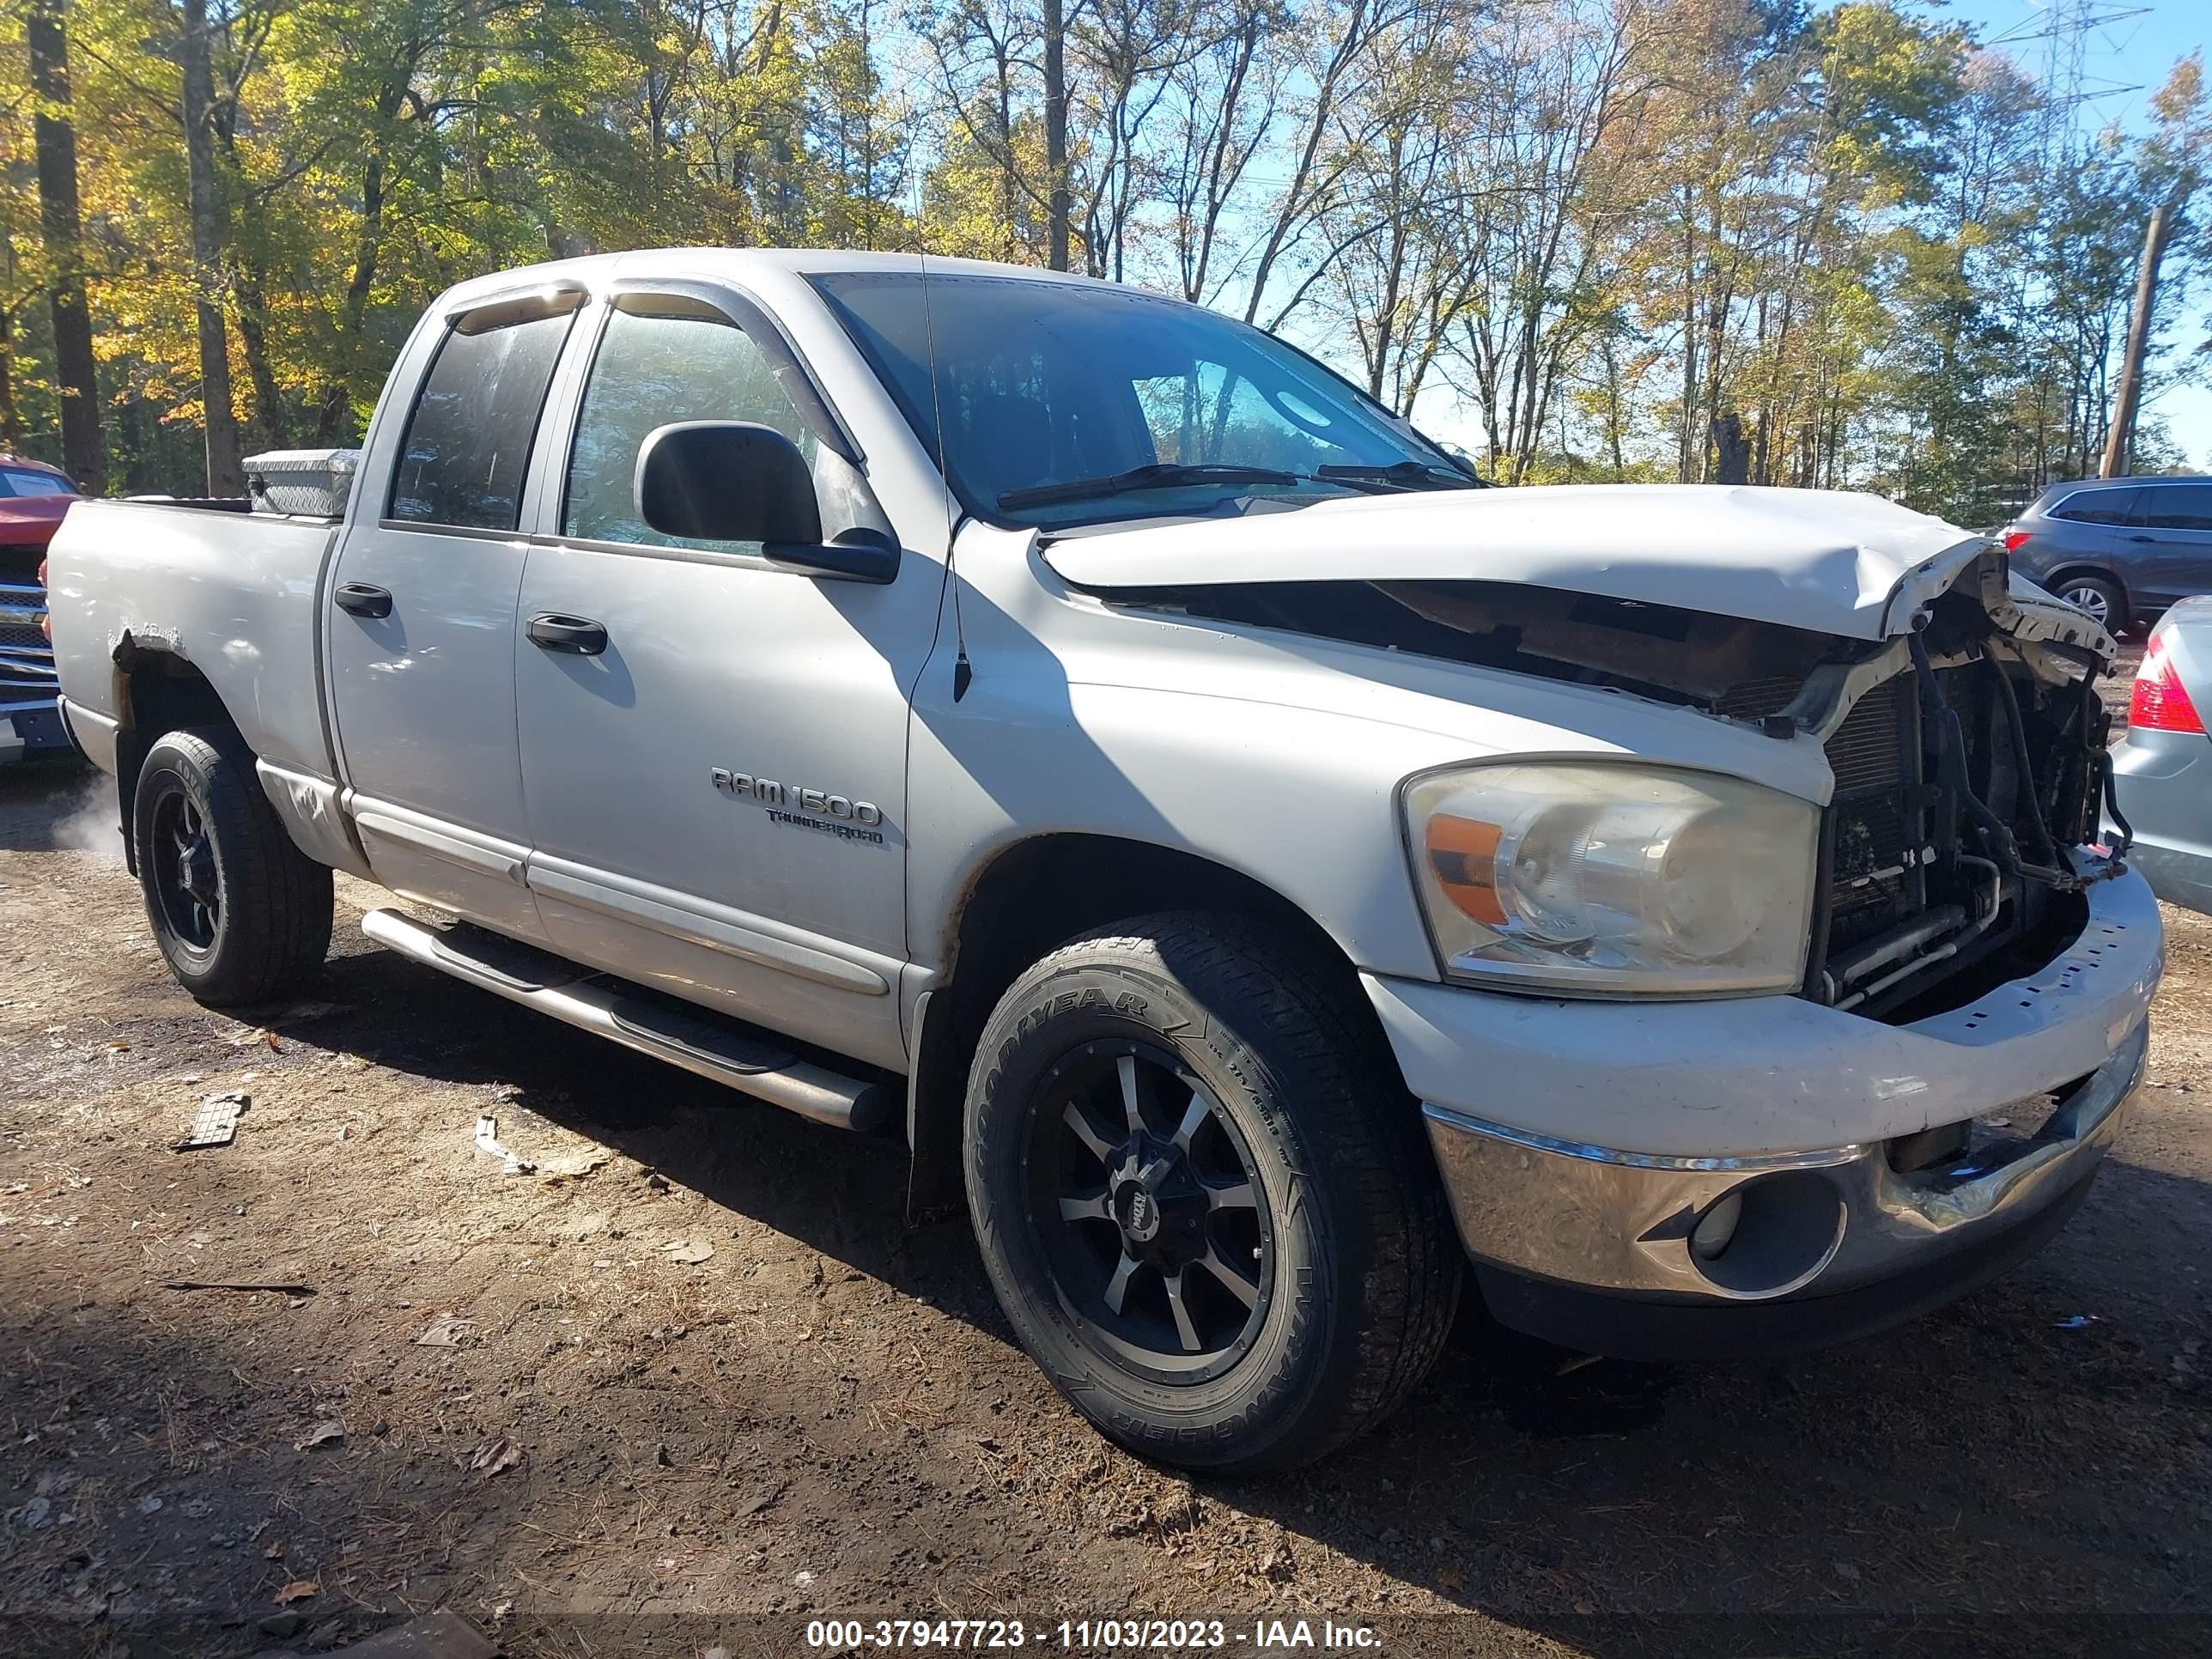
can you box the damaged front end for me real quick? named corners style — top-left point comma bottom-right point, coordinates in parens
top-left (1104, 546), bottom-right (2127, 1024)
top-left (1729, 558), bottom-right (2127, 1021)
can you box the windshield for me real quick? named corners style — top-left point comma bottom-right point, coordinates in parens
top-left (811, 270), bottom-right (1468, 528)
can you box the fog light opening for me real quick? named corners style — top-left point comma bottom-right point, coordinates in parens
top-left (1690, 1189), bottom-right (1744, 1261)
top-left (1689, 1171), bottom-right (1847, 1297)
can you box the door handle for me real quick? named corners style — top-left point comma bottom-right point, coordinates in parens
top-left (527, 613), bottom-right (609, 655)
top-left (334, 581), bottom-right (393, 618)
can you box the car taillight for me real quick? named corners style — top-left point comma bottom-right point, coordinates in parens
top-left (2002, 529), bottom-right (2031, 553)
top-left (2130, 635), bottom-right (2205, 733)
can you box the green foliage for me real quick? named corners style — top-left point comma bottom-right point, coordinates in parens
top-left (0, 0), bottom-right (2201, 507)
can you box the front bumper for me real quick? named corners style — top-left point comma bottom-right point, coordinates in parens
top-left (0, 696), bottom-right (70, 763)
top-left (2, 579), bottom-right (64, 763)
top-left (1366, 866), bottom-right (2163, 1357)
top-left (1427, 1022), bottom-right (2140, 1358)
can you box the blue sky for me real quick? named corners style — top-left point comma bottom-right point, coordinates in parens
top-left (1941, 0), bottom-right (2209, 468)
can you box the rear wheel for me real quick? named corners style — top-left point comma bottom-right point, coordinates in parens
top-left (2053, 573), bottom-right (2127, 634)
top-left (963, 913), bottom-right (1461, 1472)
top-left (133, 729), bottom-right (333, 1006)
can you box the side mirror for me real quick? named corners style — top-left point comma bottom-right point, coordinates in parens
top-left (634, 422), bottom-right (901, 586)
top-left (637, 421), bottom-right (822, 544)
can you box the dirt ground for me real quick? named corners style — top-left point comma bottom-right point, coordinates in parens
top-left (3, 732), bottom-right (2209, 1659)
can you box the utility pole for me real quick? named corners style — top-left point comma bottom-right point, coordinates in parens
top-left (1042, 0), bottom-right (1070, 272)
top-left (2101, 202), bottom-right (2175, 478)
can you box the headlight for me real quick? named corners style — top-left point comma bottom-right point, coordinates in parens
top-left (1402, 761), bottom-right (1819, 996)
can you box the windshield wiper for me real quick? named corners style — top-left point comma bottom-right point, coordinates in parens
top-left (997, 462), bottom-right (1301, 511)
top-left (1314, 460), bottom-right (1481, 490)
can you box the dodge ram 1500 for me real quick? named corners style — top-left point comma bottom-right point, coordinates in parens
top-left (47, 250), bottom-right (2162, 1472)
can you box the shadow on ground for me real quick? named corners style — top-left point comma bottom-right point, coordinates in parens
top-left (4, 761), bottom-right (2209, 1657)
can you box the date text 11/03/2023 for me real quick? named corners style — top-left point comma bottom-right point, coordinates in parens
top-left (804, 1619), bottom-right (1383, 1650)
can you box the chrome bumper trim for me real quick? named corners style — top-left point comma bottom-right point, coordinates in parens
top-left (1419, 1107), bottom-right (1865, 1174)
top-left (1423, 1018), bottom-right (2145, 1304)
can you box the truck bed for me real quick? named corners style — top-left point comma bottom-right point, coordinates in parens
top-left (47, 498), bottom-right (343, 781)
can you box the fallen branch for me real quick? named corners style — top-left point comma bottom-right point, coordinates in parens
top-left (161, 1279), bottom-right (316, 1296)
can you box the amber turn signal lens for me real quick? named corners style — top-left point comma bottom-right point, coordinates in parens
top-left (1425, 812), bottom-right (1506, 925)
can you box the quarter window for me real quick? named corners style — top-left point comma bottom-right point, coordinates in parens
top-left (2130, 484), bottom-right (2212, 532)
top-left (388, 310), bottom-right (574, 531)
top-left (562, 306), bottom-right (817, 554)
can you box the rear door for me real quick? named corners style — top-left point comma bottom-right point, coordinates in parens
top-left (326, 287), bottom-right (583, 940)
top-left (510, 280), bottom-right (936, 1070)
top-left (2127, 483), bottom-right (2212, 610)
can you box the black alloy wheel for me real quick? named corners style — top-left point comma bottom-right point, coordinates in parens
top-left (1029, 1038), bottom-right (1273, 1383)
top-left (148, 784), bottom-right (221, 951)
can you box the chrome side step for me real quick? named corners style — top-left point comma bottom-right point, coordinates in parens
top-left (361, 908), bottom-right (893, 1133)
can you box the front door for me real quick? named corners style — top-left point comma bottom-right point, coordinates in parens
top-left (326, 293), bottom-right (581, 940)
top-left (512, 288), bottom-right (937, 1069)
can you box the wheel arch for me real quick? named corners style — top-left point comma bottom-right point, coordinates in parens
top-left (108, 639), bottom-right (252, 877)
top-left (904, 830), bottom-right (1400, 1217)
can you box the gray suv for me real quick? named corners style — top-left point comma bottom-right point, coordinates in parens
top-left (2002, 475), bottom-right (2212, 634)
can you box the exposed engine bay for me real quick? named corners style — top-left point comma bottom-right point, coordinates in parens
top-left (1104, 548), bottom-right (2128, 1024)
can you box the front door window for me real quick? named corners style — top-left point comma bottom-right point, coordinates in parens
top-left (563, 308), bottom-right (818, 555)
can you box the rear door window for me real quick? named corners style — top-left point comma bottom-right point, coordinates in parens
top-left (2050, 489), bottom-right (2138, 526)
top-left (388, 309), bottom-right (575, 531)
top-left (2130, 484), bottom-right (2212, 532)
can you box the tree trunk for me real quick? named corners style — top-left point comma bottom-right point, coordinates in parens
top-left (1677, 205), bottom-right (1696, 483)
top-left (234, 264), bottom-right (289, 450)
top-left (0, 304), bottom-right (20, 446)
top-left (1709, 411), bottom-right (1750, 484)
top-left (316, 89), bottom-right (400, 443)
top-left (1242, 0), bottom-right (1369, 326)
top-left (27, 0), bottom-right (104, 494)
top-left (2100, 203), bottom-right (2174, 480)
top-left (179, 0), bottom-right (245, 494)
top-left (115, 384), bottom-right (151, 495)
top-left (1042, 0), bottom-right (1070, 270)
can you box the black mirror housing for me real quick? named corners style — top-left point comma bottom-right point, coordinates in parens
top-left (764, 527), bottom-right (900, 585)
top-left (635, 421), bottom-right (823, 544)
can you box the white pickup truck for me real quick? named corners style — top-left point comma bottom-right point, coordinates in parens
top-left (47, 250), bottom-right (2163, 1472)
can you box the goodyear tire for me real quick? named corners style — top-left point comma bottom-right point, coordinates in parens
top-left (963, 912), bottom-right (1460, 1472)
top-left (132, 728), bottom-right (333, 1006)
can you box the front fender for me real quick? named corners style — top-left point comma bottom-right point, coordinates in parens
top-left (903, 524), bottom-right (1838, 983)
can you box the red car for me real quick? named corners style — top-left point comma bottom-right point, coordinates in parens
top-left (1, 453), bottom-right (80, 763)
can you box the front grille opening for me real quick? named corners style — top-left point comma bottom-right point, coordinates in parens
top-left (1874, 889), bottom-right (2087, 1023)
top-left (1724, 642), bottom-right (2106, 1025)
top-left (1820, 675), bottom-right (1924, 960)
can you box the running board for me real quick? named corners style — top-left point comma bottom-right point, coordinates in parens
top-left (361, 908), bottom-right (892, 1133)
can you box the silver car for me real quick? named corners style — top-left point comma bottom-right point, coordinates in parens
top-left (2002, 475), bottom-right (2212, 634)
top-left (2112, 595), bottom-right (2212, 913)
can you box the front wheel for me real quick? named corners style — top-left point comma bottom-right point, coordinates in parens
top-left (963, 913), bottom-right (1461, 1472)
top-left (133, 728), bottom-right (333, 1006)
